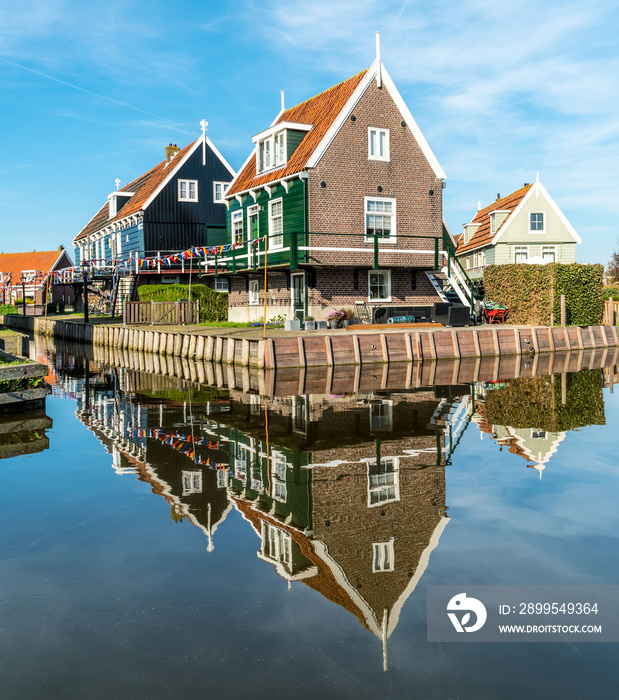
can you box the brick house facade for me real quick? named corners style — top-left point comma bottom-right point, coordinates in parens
top-left (217, 57), bottom-right (447, 323)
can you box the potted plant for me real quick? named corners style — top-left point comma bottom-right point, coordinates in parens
top-left (324, 308), bottom-right (345, 329)
top-left (303, 315), bottom-right (316, 330)
top-left (340, 307), bottom-right (354, 328)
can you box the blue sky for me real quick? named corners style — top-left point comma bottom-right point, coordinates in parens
top-left (0, 0), bottom-right (617, 265)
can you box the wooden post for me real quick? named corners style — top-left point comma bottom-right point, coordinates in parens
top-left (560, 294), bottom-right (566, 327)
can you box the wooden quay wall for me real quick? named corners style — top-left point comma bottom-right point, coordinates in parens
top-left (37, 335), bottom-right (619, 399)
top-left (2, 314), bottom-right (619, 369)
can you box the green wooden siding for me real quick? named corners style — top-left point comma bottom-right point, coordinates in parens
top-left (287, 130), bottom-right (307, 160)
top-left (226, 178), bottom-right (307, 268)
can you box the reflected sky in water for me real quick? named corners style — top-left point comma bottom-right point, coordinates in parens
top-left (0, 341), bottom-right (617, 699)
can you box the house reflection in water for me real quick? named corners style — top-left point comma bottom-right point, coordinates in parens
top-left (53, 356), bottom-right (461, 670)
top-left (470, 371), bottom-right (606, 478)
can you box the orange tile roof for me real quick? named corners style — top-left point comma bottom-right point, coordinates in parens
top-left (456, 184), bottom-right (533, 255)
top-left (226, 69), bottom-right (369, 196)
top-left (0, 250), bottom-right (67, 278)
top-left (74, 141), bottom-right (197, 242)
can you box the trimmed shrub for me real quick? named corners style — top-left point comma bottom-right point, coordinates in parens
top-left (484, 371), bottom-right (605, 432)
top-left (0, 305), bottom-right (19, 315)
top-left (483, 263), bottom-right (604, 326)
top-left (136, 284), bottom-right (228, 322)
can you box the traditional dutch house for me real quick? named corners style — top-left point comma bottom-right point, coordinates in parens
top-left (455, 175), bottom-right (581, 281)
top-left (0, 247), bottom-right (74, 308)
top-left (216, 41), bottom-right (454, 323)
top-left (72, 124), bottom-right (235, 293)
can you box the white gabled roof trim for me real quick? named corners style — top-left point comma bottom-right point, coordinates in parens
top-left (141, 138), bottom-right (202, 211)
top-left (141, 134), bottom-right (236, 212)
top-left (491, 180), bottom-right (581, 245)
top-left (206, 136), bottom-right (236, 178)
top-left (305, 60), bottom-right (446, 180)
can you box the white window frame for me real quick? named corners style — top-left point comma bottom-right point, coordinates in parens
top-left (372, 540), bottom-right (395, 572)
top-left (370, 400), bottom-right (393, 432)
top-left (261, 522), bottom-right (292, 566)
top-left (367, 269), bottom-right (391, 303)
top-left (213, 181), bottom-right (230, 203)
top-left (231, 209), bottom-right (244, 245)
top-left (268, 198), bottom-right (284, 250)
top-left (182, 470), bottom-right (202, 495)
top-left (178, 179), bottom-right (198, 202)
top-left (257, 130), bottom-right (287, 174)
top-left (368, 127), bottom-right (390, 161)
top-left (367, 457), bottom-right (399, 507)
top-left (214, 277), bottom-right (229, 292)
top-left (364, 196), bottom-right (396, 243)
top-left (249, 279), bottom-right (259, 305)
top-left (529, 212), bottom-right (545, 233)
top-left (514, 246), bottom-right (529, 264)
top-left (542, 245), bottom-right (557, 263)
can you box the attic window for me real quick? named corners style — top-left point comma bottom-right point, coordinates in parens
top-left (213, 182), bottom-right (230, 203)
top-left (530, 212), bottom-right (545, 232)
top-left (178, 180), bottom-right (198, 202)
top-left (368, 128), bottom-right (389, 161)
top-left (257, 130), bottom-right (286, 173)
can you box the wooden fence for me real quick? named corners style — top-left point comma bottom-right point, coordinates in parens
top-left (123, 300), bottom-right (199, 325)
top-left (603, 299), bottom-right (619, 326)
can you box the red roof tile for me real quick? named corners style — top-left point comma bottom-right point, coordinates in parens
top-left (456, 184), bottom-right (533, 255)
top-left (226, 70), bottom-right (369, 196)
top-left (0, 250), bottom-right (69, 278)
top-left (74, 141), bottom-right (197, 242)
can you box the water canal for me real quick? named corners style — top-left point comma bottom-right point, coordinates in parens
top-left (1, 337), bottom-right (618, 699)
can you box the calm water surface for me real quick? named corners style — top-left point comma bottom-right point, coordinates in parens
top-left (0, 339), bottom-right (618, 699)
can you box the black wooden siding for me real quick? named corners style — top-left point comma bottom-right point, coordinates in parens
top-left (143, 142), bottom-right (233, 254)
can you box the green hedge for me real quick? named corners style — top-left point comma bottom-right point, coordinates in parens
top-left (483, 263), bottom-right (604, 326)
top-left (136, 284), bottom-right (228, 322)
top-left (484, 371), bottom-right (605, 432)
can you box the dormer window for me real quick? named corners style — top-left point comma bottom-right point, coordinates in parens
top-left (258, 131), bottom-right (286, 173)
top-left (252, 121), bottom-right (312, 175)
top-left (109, 196), bottom-right (117, 218)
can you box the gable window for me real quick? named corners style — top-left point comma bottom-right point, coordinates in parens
top-left (514, 246), bottom-right (529, 264)
top-left (368, 269), bottom-right (391, 302)
top-left (214, 277), bottom-right (229, 292)
top-left (531, 429), bottom-right (547, 439)
top-left (213, 181), bottom-right (230, 203)
top-left (178, 179), bottom-right (198, 201)
top-left (372, 540), bottom-right (395, 572)
top-left (182, 471), bottom-right (202, 495)
top-left (249, 279), bottom-right (259, 305)
top-left (365, 197), bottom-right (396, 242)
top-left (367, 457), bottom-right (399, 507)
top-left (530, 212), bottom-right (544, 232)
top-left (542, 246), bottom-right (556, 263)
top-left (368, 127), bottom-right (389, 161)
top-left (257, 130), bottom-right (287, 173)
top-left (268, 198), bottom-right (284, 249)
top-left (231, 210), bottom-right (244, 244)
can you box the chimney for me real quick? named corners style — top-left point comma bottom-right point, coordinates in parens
top-left (165, 143), bottom-right (180, 164)
top-left (496, 193), bottom-right (501, 200)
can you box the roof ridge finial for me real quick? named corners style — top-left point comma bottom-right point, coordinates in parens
top-left (376, 32), bottom-right (382, 88)
top-left (115, 178), bottom-right (121, 191)
top-left (536, 171), bottom-right (540, 183)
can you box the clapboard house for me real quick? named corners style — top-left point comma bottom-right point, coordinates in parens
top-left (215, 43), bottom-right (451, 323)
top-left (73, 127), bottom-right (235, 285)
